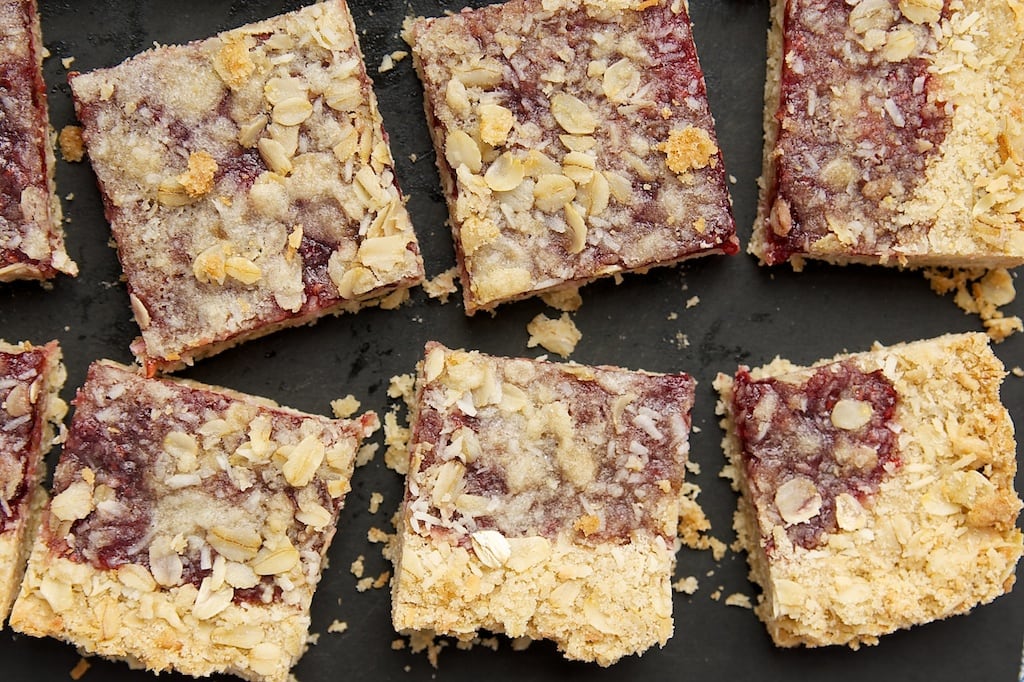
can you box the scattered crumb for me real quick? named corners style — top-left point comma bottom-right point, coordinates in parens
top-left (667, 311), bottom-right (678, 321)
top-left (685, 459), bottom-right (701, 475)
top-left (719, 463), bottom-right (739, 487)
top-left (61, 55), bottom-right (75, 69)
top-left (408, 630), bottom-right (448, 669)
top-left (369, 491), bottom-right (384, 514)
top-left (674, 332), bottom-right (690, 349)
top-left (1013, 366), bottom-right (1024, 377)
top-left (728, 174), bottom-right (738, 184)
top-left (368, 526), bottom-right (391, 544)
top-left (65, 193), bottom-right (74, 201)
top-left (678, 482), bottom-right (728, 561)
top-left (330, 394), bottom-right (361, 419)
top-left (685, 295), bottom-right (700, 309)
top-left (327, 620), bottom-right (349, 634)
top-left (69, 657), bottom-right (90, 680)
top-left (383, 411), bottom-right (411, 474)
top-left (378, 49), bottom-right (409, 72)
top-left (388, 373), bottom-right (415, 402)
top-left (392, 639), bottom-right (407, 650)
top-left (408, 152), bottom-right (418, 163)
top-left (710, 589), bottom-right (722, 601)
top-left (422, 267), bottom-right (459, 303)
top-left (58, 125), bottom-right (85, 162)
top-left (673, 576), bottom-right (699, 594)
top-left (41, 46), bottom-right (50, 59)
top-left (540, 286), bottom-right (583, 312)
top-left (355, 442), bottom-right (378, 467)
top-left (306, 632), bottom-right (321, 646)
top-left (725, 593), bottom-right (754, 609)
top-left (510, 637), bottom-right (532, 651)
top-left (526, 312), bottom-right (582, 358)
top-left (350, 555), bottom-right (365, 579)
top-left (373, 570), bottom-right (391, 589)
top-left (692, 425), bottom-right (701, 434)
top-left (355, 577), bottom-right (374, 592)
top-left (923, 267), bottom-right (1022, 342)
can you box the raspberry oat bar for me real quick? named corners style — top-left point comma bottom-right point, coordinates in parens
top-left (390, 342), bottom-right (695, 665)
top-left (9, 360), bottom-right (378, 681)
top-left (404, 0), bottom-right (737, 315)
top-left (69, 1), bottom-right (424, 373)
top-left (753, 0), bottom-right (1024, 268)
top-left (715, 333), bottom-right (1023, 648)
top-left (0, 0), bottom-right (77, 281)
top-left (0, 340), bottom-right (66, 623)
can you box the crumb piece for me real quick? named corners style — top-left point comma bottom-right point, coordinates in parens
top-left (373, 570), bottom-right (391, 589)
top-left (924, 267), bottom-right (1022, 342)
top-left (391, 639), bottom-right (406, 650)
top-left (408, 630), bottom-right (447, 669)
top-left (478, 636), bottom-right (500, 651)
top-left (422, 267), bottom-right (459, 303)
top-left (350, 555), bottom-right (365, 579)
top-left (692, 425), bottom-right (701, 434)
top-left (725, 593), bottom-right (753, 609)
top-left (383, 411), bottom-right (411, 474)
top-left (387, 373), bottom-right (415, 401)
top-left (678, 483), bottom-right (728, 560)
top-left (65, 193), bottom-right (74, 201)
top-left (667, 311), bottom-right (678, 320)
top-left (673, 576), bottom-right (699, 594)
top-left (355, 442), bottom-right (379, 467)
top-left (685, 460), bottom-right (701, 475)
top-left (685, 295), bottom-right (700, 309)
top-left (327, 620), bottom-right (348, 634)
top-left (331, 395), bottom-right (361, 419)
top-left (69, 658), bottom-right (90, 680)
top-left (369, 491), bottom-right (384, 514)
top-left (674, 332), bottom-right (690, 349)
top-left (510, 637), bottom-right (532, 651)
top-left (658, 126), bottom-right (718, 175)
top-left (408, 153), bottom-right (418, 163)
top-left (379, 54), bottom-right (395, 72)
top-left (1012, 366), bottom-right (1023, 377)
top-left (710, 589), bottom-right (722, 601)
top-left (526, 312), bottom-right (581, 358)
top-left (355, 577), bottom-right (374, 592)
top-left (61, 56), bottom-right (74, 69)
top-left (390, 50), bottom-right (408, 63)
top-left (729, 174), bottom-right (737, 184)
top-left (58, 125), bottom-right (85, 162)
top-left (368, 526), bottom-right (391, 544)
top-left (306, 632), bottom-right (321, 646)
top-left (540, 286), bottom-right (583, 312)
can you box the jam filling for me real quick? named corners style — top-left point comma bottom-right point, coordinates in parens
top-left (0, 349), bottom-right (46, 532)
top-left (763, 0), bottom-right (949, 263)
top-left (732, 360), bottom-right (900, 551)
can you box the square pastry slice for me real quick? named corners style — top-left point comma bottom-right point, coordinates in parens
top-left (0, 0), bottom-right (77, 281)
top-left (0, 340), bottom-right (67, 623)
top-left (9, 360), bottom-right (379, 681)
top-left (752, 0), bottom-right (1024, 268)
top-left (404, 0), bottom-right (737, 315)
top-left (715, 333), bottom-right (1023, 648)
top-left (390, 342), bottom-right (695, 665)
top-left (69, 1), bottom-right (424, 373)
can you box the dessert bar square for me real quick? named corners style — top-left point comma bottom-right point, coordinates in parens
top-left (404, 0), bottom-right (737, 315)
top-left (69, 1), bottom-right (424, 373)
top-left (0, 340), bottom-right (66, 623)
top-left (9, 360), bottom-right (378, 681)
top-left (715, 333), bottom-right (1023, 648)
top-left (752, 0), bottom-right (1024, 268)
top-left (390, 342), bottom-right (696, 665)
top-left (0, 0), bottom-right (77, 281)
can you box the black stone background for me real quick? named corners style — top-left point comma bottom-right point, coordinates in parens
top-left (2, 1), bottom-right (1022, 680)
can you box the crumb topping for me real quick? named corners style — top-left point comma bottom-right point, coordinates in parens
top-left (405, 0), bottom-right (736, 313)
top-left (70, 2), bottom-right (423, 367)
